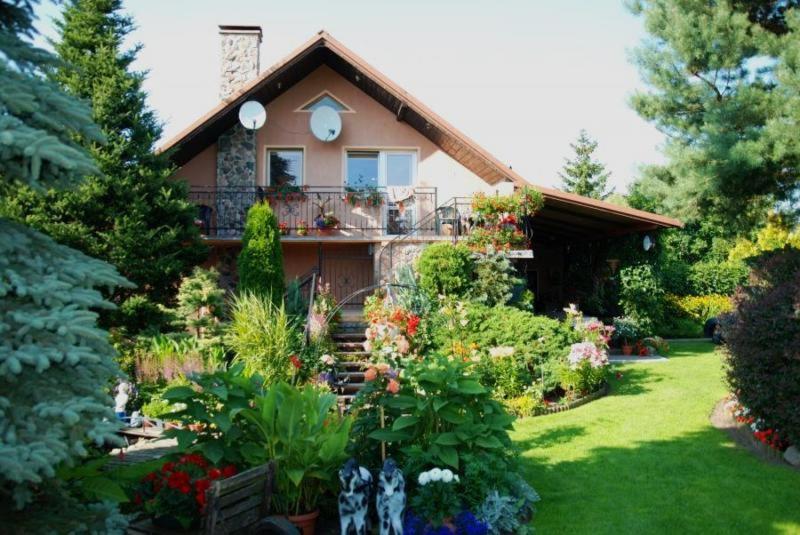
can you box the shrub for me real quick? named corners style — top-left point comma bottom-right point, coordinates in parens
top-left (237, 202), bottom-right (284, 300)
top-left (227, 293), bottom-right (303, 384)
top-left (560, 342), bottom-right (609, 395)
top-left (417, 243), bottom-right (475, 298)
top-left (612, 317), bottom-right (642, 345)
top-left (688, 260), bottom-right (748, 295)
top-left (455, 304), bottom-right (571, 392)
top-left (503, 390), bottom-right (544, 418)
top-left (174, 267), bottom-right (226, 339)
top-left (725, 248), bottom-right (800, 447)
top-left (618, 263), bottom-right (664, 334)
top-left (470, 251), bottom-right (524, 306)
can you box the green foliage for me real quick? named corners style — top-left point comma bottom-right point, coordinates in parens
top-left (688, 260), bottom-right (749, 295)
top-left (164, 364), bottom-right (264, 467)
top-left (726, 247), bottom-right (800, 446)
top-left (559, 129), bottom-right (614, 199)
top-left (613, 317), bottom-right (643, 345)
top-left (409, 476), bottom-right (461, 528)
top-left (627, 0), bottom-right (800, 235)
top-left (560, 359), bottom-right (608, 396)
top-left (131, 334), bottom-right (224, 384)
top-left (227, 293), bottom-right (303, 384)
top-left (366, 354), bottom-right (516, 471)
top-left (618, 263), bottom-right (664, 335)
top-left (728, 215), bottom-right (800, 261)
top-left (173, 267), bottom-right (225, 339)
top-left (0, 3), bottom-right (130, 527)
top-left (417, 243), bottom-right (475, 298)
top-left (239, 382), bottom-right (352, 515)
top-left (664, 294), bottom-right (733, 326)
top-left (456, 304), bottom-right (572, 392)
top-left (0, 0), bottom-right (206, 335)
top-left (237, 202), bottom-right (285, 300)
top-left (502, 390), bottom-right (545, 418)
top-left (470, 251), bottom-right (524, 306)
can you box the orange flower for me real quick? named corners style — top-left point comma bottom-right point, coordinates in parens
top-left (364, 367), bottom-right (378, 381)
top-left (386, 379), bottom-right (400, 394)
top-left (375, 362), bottom-right (390, 374)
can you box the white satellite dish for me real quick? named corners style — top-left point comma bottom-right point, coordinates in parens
top-left (643, 234), bottom-right (655, 251)
top-left (238, 101), bottom-right (267, 130)
top-left (309, 105), bottom-right (342, 142)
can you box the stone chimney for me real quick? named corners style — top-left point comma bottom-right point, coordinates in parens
top-left (218, 25), bottom-right (262, 100)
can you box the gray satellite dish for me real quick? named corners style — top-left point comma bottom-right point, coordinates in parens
top-left (238, 100), bottom-right (267, 130)
top-left (643, 234), bottom-right (655, 251)
top-left (309, 105), bottom-right (342, 142)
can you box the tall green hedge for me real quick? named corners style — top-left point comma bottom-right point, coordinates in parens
top-left (237, 202), bottom-right (284, 301)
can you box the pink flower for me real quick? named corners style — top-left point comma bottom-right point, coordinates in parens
top-left (395, 336), bottom-right (410, 354)
top-left (363, 340), bottom-right (373, 352)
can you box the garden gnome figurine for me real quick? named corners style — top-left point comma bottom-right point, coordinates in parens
top-left (114, 381), bottom-right (130, 422)
top-left (338, 458), bottom-right (372, 534)
top-left (376, 458), bottom-right (405, 535)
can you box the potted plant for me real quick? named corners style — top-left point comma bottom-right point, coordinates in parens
top-left (613, 317), bottom-right (639, 356)
top-left (135, 454), bottom-right (237, 530)
top-left (296, 220), bottom-right (308, 236)
top-left (313, 212), bottom-right (340, 235)
top-left (408, 468), bottom-right (462, 532)
top-left (278, 222), bottom-right (290, 236)
top-left (239, 382), bottom-right (352, 534)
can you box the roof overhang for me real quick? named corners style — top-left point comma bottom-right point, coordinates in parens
top-left (160, 30), bottom-right (682, 236)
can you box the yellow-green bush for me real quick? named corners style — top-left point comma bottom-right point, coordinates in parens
top-left (659, 294), bottom-right (734, 337)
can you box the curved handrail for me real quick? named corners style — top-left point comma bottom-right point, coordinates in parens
top-left (325, 283), bottom-right (414, 326)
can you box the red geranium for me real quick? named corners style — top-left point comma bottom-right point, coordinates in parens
top-left (135, 454), bottom-right (238, 528)
top-left (406, 315), bottom-right (420, 337)
top-left (290, 354), bottom-right (302, 370)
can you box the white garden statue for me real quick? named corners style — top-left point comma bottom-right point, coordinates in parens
top-left (338, 458), bottom-right (372, 534)
top-left (376, 458), bottom-right (405, 535)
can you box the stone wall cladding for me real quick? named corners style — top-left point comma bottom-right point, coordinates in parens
top-left (216, 124), bottom-right (256, 236)
top-left (219, 29), bottom-right (261, 101)
top-left (375, 242), bottom-right (427, 282)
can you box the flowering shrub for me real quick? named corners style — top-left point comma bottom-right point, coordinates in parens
top-left (727, 395), bottom-right (789, 451)
top-left (363, 362), bottom-right (402, 394)
top-left (363, 292), bottom-right (422, 367)
top-left (465, 187), bottom-right (542, 252)
top-left (135, 454), bottom-right (237, 529)
top-left (561, 306), bottom-right (610, 394)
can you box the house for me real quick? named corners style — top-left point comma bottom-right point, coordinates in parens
top-left (162, 26), bottom-right (681, 310)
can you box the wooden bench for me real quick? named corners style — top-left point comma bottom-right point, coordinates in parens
top-left (128, 462), bottom-right (297, 534)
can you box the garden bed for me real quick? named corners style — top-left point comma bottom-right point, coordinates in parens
top-left (533, 382), bottom-right (610, 417)
top-left (710, 399), bottom-right (799, 471)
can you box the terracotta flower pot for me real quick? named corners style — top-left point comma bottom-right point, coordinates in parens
top-left (622, 344), bottom-right (633, 356)
top-left (287, 510), bottom-right (319, 535)
top-left (316, 227), bottom-right (336, 236)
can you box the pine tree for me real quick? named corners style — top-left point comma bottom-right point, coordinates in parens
top-left (237, 202), bottom-right (285, 301)
top-left (558, 130), bottom-right (614, 200)
top-left (0, 0), bottom-right (206, 334)
top-left (0, 1), bottom-right (129, 530)
top-left (628, 0), bottom-right (799, 235)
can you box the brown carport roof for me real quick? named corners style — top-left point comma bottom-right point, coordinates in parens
top-left (160, 30), bottom-right (681, 238)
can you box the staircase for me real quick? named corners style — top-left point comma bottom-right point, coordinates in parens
top-left (332, 316), bottom-right (369, 406)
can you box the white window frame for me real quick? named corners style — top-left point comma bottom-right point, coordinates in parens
top-left (343, 148), bottom-right (419, 235)
top-left (265, 147), bottom-right (305, 187)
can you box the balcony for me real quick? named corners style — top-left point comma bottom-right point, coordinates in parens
top-left (188, 186), bottom-right (438, 239)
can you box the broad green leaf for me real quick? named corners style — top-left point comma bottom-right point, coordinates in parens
top-left (439, 406), bottom-right (466, 424)
top-left (200, 440), bottom-right (225, 464)
top-left (475, 435), bottom-right (503, 449)
top-left (433, 399), bottom-right (449, 412)
top-left (457, 380), bottom-right (486, 394)
top-left (240, 442), bottom-right (267, 465)
top-left (437, 446), bottom-right (459, 469)
top-left (162, 386), bottom-right (195, 401)
top-left (209, 384), bottom-right (229, 400)
top-left (81, 476), bottom-right (129, 503)
top-left (212, 413), bottom-right (232, 433)
top-left (385, 395), bottom-right (417, 409)
top-left (391, 415), bottom-right (420, 431)
top-left (369, 429), bottom-right (412, 442)
top-left (286, 468), bottom-right (305, 487)
top-left (172, 428), bottom-right (197, 451)
top-left (434, 432), bottom-right (460, 446)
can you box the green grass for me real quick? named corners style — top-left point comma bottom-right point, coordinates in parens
top-left (513, 341), bottom-right (800, 534)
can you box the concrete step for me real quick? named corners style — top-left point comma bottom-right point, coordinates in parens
top-left (338, 360), bottom-right (368, 370)
top-left (337, 351), bottom-right (371, 361)
top-left (332, 331), bottom-right (367, 341)
top-left (336, 341), bottom-right (366, 351)
top-left (337, 370), bottom-right (365, 382)
top-left (336, 383), bottom-right (364, 395)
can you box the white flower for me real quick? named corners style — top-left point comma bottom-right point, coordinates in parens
top-left (488, 346), bottom-right (515, 358)
top-left (454, 474), bottom-right (460, 483)
top-left (460, 319), bottom-right (469, 327)
top-left (320, 354), bottom-right (335, 366)
top-left (418, 472), bottom-right (430, 486)
top-left (428, 468), bottom-right (442, 482)
top-left (441, 469), bottom-right (453, 483)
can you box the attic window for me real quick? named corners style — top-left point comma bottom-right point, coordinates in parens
top-left (298, 92), bottom-right (351, 112)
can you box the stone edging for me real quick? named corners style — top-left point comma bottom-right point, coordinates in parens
top-left (710, 399), bottom-right (799, 470)
top-left (531, 382), bottom-right (610, 417)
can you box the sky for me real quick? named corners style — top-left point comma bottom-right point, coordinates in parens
top-left (33, 0), bottom-right (666, 192)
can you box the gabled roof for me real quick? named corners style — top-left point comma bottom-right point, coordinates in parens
top-left (160, 30), bottom-right (681, 233)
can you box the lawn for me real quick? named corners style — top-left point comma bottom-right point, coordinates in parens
top-left (513, 341), bottom-right (800, 535)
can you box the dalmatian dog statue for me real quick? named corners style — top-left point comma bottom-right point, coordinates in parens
top-left (338, 458), bottom-right (372, 535)
top-left (376, 458), bottom-right (405, 535)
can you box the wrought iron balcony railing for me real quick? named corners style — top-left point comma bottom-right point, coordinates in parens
top-left (188, 186), bottom-right (437, 238)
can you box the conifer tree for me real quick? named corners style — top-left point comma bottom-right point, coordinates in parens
top-left (559, 130), bottom-right (614, 200)
top-left (628, 0), bottom-right (799, 235)
top-left (238, 202), bottom-right (285, 301)
top-left (0, 0), bottom-right (206, 333)
top-left (0, 1), bottom-right (129, 530)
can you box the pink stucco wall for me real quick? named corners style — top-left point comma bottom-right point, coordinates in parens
top-left (174, 65), bottom-right (501, 202)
